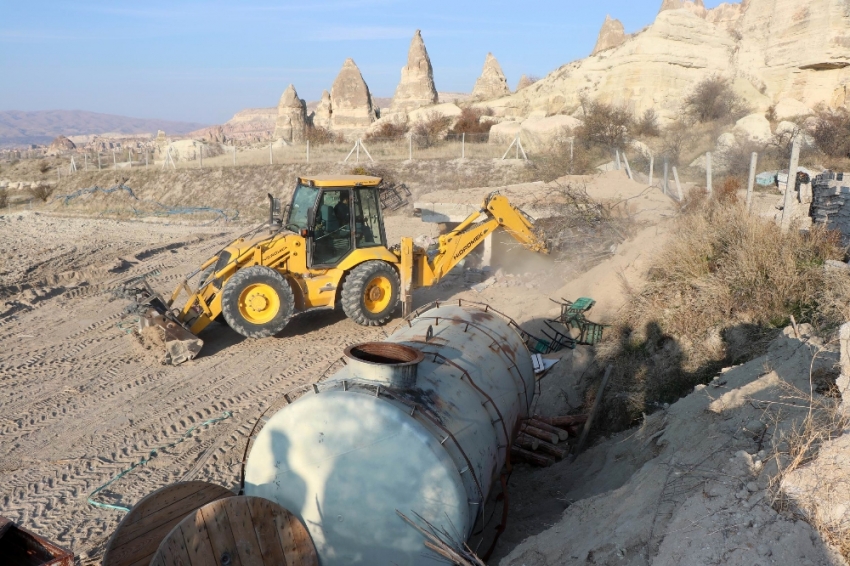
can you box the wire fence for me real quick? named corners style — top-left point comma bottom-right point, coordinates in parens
top-left (2, 132), bottom-right (525, 174)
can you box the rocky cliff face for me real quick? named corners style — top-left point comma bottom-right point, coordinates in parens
top-left (477, 0), bottom-right (850, 121)
top-left (273, 84), bottom-right (307, 143)
top-left (389, 30), bottom-right (438, 116)
top-left (330, 58), bottom-right (377, 135)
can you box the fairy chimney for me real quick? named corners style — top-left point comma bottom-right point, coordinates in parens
top-left (313, 90), bottom-right (332, 129)
top-left (273, 84), bottom-right (307, 143)
top-left (592, 15), bottom-right (627, 55)
top-left (330, 58), bottom-right (377, 134)
top-left (471, 53), bottom-right (511, 100)
top-left (389, 30), bottom-right (438, 115)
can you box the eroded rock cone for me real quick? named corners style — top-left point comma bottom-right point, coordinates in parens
top-left (273, 84), bottom-right (307, 143)
top-left (516, 75), bottom-right (533, 91)
top-left (472, 53), bottom-right (511, 100)
top-left (330, 58), bottom-right (377, 134)
top-left (313, 90), bottom-right (332, 130)
top-left (389, 30), bottom-right (438, 115)
top-left (592, 15), bottom-right (627, 55)
top-left (49, 135), bottom-right (76, 152)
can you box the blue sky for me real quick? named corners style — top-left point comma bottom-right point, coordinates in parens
top-left (0, 0), bottom-right (735, 124)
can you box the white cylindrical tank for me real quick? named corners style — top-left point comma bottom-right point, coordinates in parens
top-left (244, 303), bottom-right (534, 565)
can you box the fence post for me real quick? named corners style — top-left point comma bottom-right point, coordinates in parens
top-left (746, 151), bottom-right (758, 211)
top-left (781, 136), bottom-right (801, 232)
top-left (307, 140), bottom-right (310, 163)
top-left (409, 135), bottom-right (412, 161)
top-left (663, 158), bottom-right (669, 195)
top-left (232, 146), bottom-right (236, 166)
top-left (622, 152), bottom-right (633, 180)
top-left (706, 152), bottom-right (712, 194)
top-left (649, 155), bottom-right (654, 186)
top-left (199, 144), bottom-right (203, 168)
top-left (269, 143), bottom-right (273, 165)
top-left (128, 149), bottom-right (131, 168)
top-left (145, 151), bottom-right (148, 169)
top-left (113, 150), bottom-right (117, 170)
top-left (356, 139), bottom-right (360, 163)
top-left (462, 132), bottom-right (465, 159)
top-left (84, 154), bottom-right (87, 171)
top-left (615, 149), bottom-right (621, 170)
top-left (672, 166), bottom-right (683, 201)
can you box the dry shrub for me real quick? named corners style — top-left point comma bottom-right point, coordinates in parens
top-left (365, 120), bottom-right (409, 141)
top-left (660, 118), bottom-right (698, 166)
top-left (810, 105), bottom-right (850, 159)
top-left (529, 182), bottom-right (631, 261)
top-left (596, 200), bottom-right (848, 431)
top-left (449, 107), bottom-right (494, 137)
top-left (531, 128), bottom-right (596, 181)
top-left (684, 75), bottom-right (750, 124)
top-left (412, 111), bottom-right (452, 148)
top-left (28, 183), bottom-right (55, 202)
top-left (717, 176), bottom-right (740, 204)
top-left (38, 160), bottom-right (50, 174)
top-left (576, 98), bottom-right (633, 150)
top-left (305, 125), bottom-right (343, 145)
top-left (0, 187), bottom-right (6, 209)
top-left (633, 108), bottom-right (661, 138)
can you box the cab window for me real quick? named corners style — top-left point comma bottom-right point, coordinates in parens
top-left (312, 189), bottom-right (352, 265)
top-left (353, 188), bottom-right (384, 248)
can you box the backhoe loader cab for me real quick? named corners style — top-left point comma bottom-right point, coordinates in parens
top-left (133, 174), bottom-right (548, 364)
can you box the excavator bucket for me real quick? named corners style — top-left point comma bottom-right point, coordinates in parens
top-left (138, 309), bottom-right (204, 365)
top-left (125, 280), bottom-right (204, 365)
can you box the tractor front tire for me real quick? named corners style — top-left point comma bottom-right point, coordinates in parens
top-left (341, 261), bottom-right (400, 326)
top-left (221, 266), bottom-right (295, 338)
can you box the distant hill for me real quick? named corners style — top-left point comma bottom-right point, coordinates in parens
top-left (0, 110), bottom-right (208, 148)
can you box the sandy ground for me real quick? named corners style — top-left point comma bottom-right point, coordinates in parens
top-left (4, 170), bottom-right (845, 565)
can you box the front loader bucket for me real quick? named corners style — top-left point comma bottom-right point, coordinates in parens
top-left (139, 309), bottom-right (204, 365)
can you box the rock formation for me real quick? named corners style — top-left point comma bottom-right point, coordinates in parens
top-left (591, 16), bottom-right (628, 55)
top-left (330, 58), bottom-right (377, 134)
top-left (516, 75), bottom-right (534, 91)
top-left (389, 30), bottom-right (438, 115)
top-left (48, 135), bottom-right (75, 152)
top-left (273, 84), bottom-right (307, 142)
top-left (474, 0), bottom-right (850, 122)
top-left (471, 53), bottom-right (511, 100)
top-left (313, 90), bottom-right (332, 129)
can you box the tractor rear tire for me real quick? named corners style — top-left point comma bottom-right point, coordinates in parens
top-left (341, 261), bottom-right (400, 326)
top-left (221, 266), bottom-right (295, 338)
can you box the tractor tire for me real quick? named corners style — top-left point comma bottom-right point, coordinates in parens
top-left (221, 266), bottom-right (295, 338)
top-left (341, 260), bottom-right (400, 326)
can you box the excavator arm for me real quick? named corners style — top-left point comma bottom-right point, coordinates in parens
top-left (398, 193), bottom-right (547, 315)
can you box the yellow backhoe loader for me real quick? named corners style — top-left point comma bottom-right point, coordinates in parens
top-left (130, 175), bottom-right (547, 364)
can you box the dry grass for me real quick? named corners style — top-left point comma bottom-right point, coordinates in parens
top-left (596, 198), bottom-right (849, 430)
top-left (0, 187), bottom-right (6, 209)
top-left (766, 380), bottom-right (850, 560)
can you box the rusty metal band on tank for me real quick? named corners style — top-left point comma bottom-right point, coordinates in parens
top-left (243, 301), bottom-right (536, 565)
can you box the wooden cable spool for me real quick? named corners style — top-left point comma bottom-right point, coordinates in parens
top-left (103, 481), bottom-right (234, 566)
top-left (151, 495), bottom-right (318, 566)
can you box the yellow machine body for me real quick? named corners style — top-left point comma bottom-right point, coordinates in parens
top-left (144, 174), bottom-right (546, 363)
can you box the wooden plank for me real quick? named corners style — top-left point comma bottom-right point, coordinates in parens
top-left (247, 498), bottom-right (288, 566)
top-left (223, 496), bottom-right (264, 566)
top-left (199, 499), bottom-right (244, 566)
top-left (103, 482), bottom-right (232, 566)
top-left (511, 446), bottom-right (553, 467)
top-left (534, 414), bottom-right (588, 428)
top-left (525, 418), bottom-right (568, 441)
top-left (152, 532), bottom-right (192, 566)
top-left (180, 509), bottom-right (218, 566)
top-left (521, 425), bottom-right (558, 445)
top-left (273, 504), bottom-right (298, 562)
top-left (282, 511), bottom-right (318, 566)
top-left (573, 365), bottom-right (613, 460)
